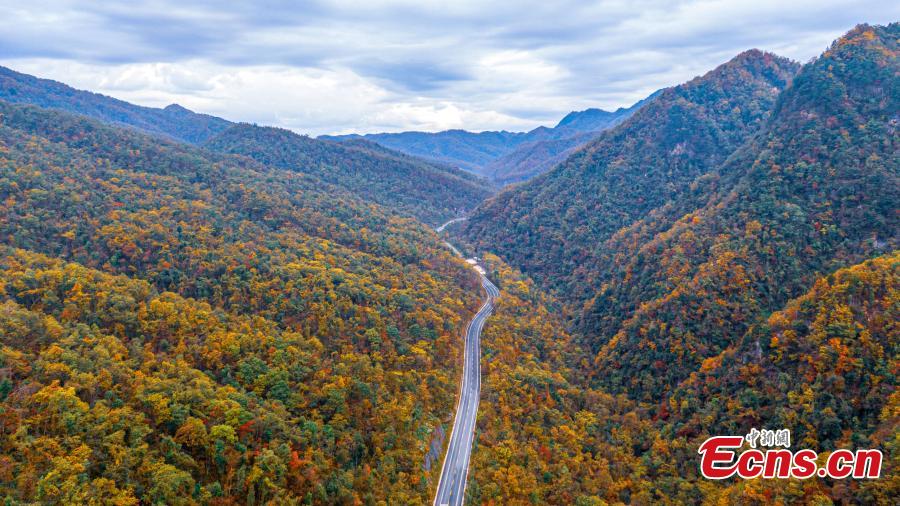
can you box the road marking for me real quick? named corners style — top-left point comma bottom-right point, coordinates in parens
top-left (432, 219), bottom-right (498, 506)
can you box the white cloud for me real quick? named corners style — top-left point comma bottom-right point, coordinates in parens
top-left (1, 0), bottom-right (897, 134)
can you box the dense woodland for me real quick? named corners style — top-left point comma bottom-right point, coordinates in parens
top-left (204, 124), bottom-right (491, 226)
top-left (466, 254), bottom-right (653, 505)
top-left (456, 23), bottom-right (898, 504)
top-left (0, 99), bottom-right (486, 504)
top-left (0, 19), bottom-right (896, 506)
top-left (464, 251), bottom-right (896, 504)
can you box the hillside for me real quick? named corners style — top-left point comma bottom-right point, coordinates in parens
top-left (661, 252), bottom-right (899, 503)
top-left (462, 48), bottom-right (801, 294)
top-left (322, 129), bottom-right (528, 173)
top-left (460, 25), bottom-right (899, 505)
top-left (0, 65), bottom-right (231, 144)
top-left (429, 248), bottom-right (897, 505)
top-left (0, 99), bottom-right (484, 503)
top-left (322, 96), bottom-right (652, 182)
top-left (484, 92), bottom-right (661, 184)
top-left (482, 130), bottom-right (598, 184)
top-left (204, 123), bottom-right (493, 225)
top-left (585, 23), bottom-right (898, 400)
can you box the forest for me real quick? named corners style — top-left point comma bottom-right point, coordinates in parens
top-left (0, 16), bottom-right (895, 506)
top-left (457, 22), bottom-right (898, 504)
top-left (463, 251), bottom-right (896, 504)
top-left (204, 123), bottom-right (492, 226)
top-left (0, 98), bottom-right (485, 504)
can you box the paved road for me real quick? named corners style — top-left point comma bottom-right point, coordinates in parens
top-left (434, 216), bottom-right (466, 233)
top-left (433, 220), bottom-right (499, 506)
top-left (435, 217), bottom-right (465, 257)
top-left (435, 216), bottom-right (467, 233)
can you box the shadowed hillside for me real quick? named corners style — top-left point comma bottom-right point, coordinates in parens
top-left (0, 65), bottom-right (231, 144)
top-left (205, 123), bottom-right (493, 225)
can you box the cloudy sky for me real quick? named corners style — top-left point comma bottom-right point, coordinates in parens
top-left (1, 1), bottom-right (896, 135)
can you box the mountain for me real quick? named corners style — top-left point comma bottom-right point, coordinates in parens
top-left (0, 98), bottom-right (484, 503)
top-left (555, 91), bottom-right (661, 131)
top-left (322, 129), bottom-right (527, 173)
top-left (0, 65), bottom-right (491, 225)
top-left (322, 95), bottom-right (654, 182)
top-left (462, 48), bottom-right (800, 295)
top-left (458, 24), bottom-right (899, 505)
top-left (483, 95), bottom-right (660, 185)
top-left (462, 24), bottom-right (898, 405)
top-left (583, 24), bottom-right (898, 400)
top-left (0, 65), bottom-right (231, 144)
top-left (204, 123), bottom-right (492, 225)
top-left (481, 130), bottom-right (599, 184)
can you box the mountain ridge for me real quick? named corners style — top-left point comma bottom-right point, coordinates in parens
top-left (461, 47), bottom-right (801, 295)
top-left (585, 25), bottom-right (898, 399)
top-left (204, 122), bottom-right (493, 225)
top-left (0, 65), bottom-right (232, 144)
top-left (321, 92), bottom-right (656, 181)
top-left (0, 65), bottom-right (492, 225)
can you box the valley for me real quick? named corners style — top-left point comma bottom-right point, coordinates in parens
top-left (0, 11), bottom-right (896, 506)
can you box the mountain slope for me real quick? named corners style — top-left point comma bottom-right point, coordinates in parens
top-left (462, 48), bottom-right (800, 295)
top-left (663, 252), bottom-right (899, 504)
top-left (449, 246), bottom-right (897, 505)
top-left (323, 129), bottom-right (527, 173)
top-left (204, 123), bottom-right (493, 225)
top-left (323, 96), bottom-right (653, 181)
top-left (484, 92), bottom-right (662, 184)
top-left (0, 98), bottom-right (483, 503)
top-left (584, 23), bottom-right (898, 400)
top-left (0, 65), bottom-right (231, 144)
top-left (482, 129), bottom-right (600, 185)
top-left (676, 251), bottom-right (898, 461)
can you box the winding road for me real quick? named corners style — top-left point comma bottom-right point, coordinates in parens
top-left (435, 216), bottom-right (467, 233)
top-left (433, 218), bottom-right (499, 506)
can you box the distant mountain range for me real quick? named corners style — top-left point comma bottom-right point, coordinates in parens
top-left (321, 92), bottom-right (658, 183)
top-left (0, 64), bottom-right (492, 225)
top-left (0, 65), bottom-right (231, 144)
top-left (0, 62), bottom-right (655, 187)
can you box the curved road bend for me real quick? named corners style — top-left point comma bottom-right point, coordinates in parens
top-left (435, 216), bottom-right (467, 233)
top-left (433, 219), bottom-right (499, 506)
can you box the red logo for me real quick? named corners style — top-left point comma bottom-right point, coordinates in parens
top-left (699, 431), bottom-right (882, 480)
